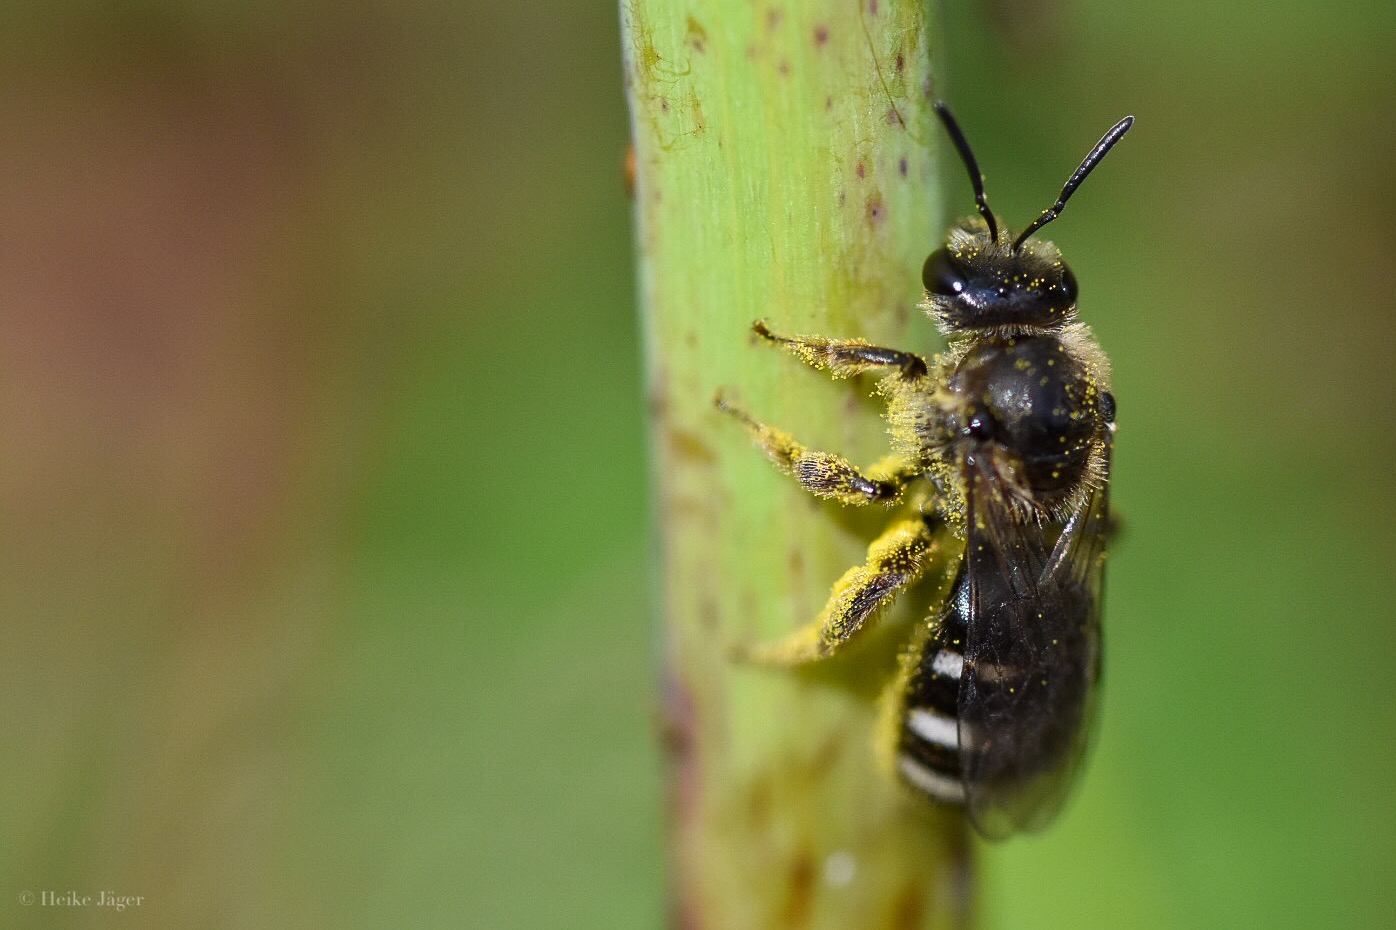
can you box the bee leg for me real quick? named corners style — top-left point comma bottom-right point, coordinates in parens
top-left (873, 606), bottom-right (941, 780)
top-left (735, 517), bottom-right (940, 666)
top-left (753, 320), bottom-right (929, 380)
top-left (874, 655), bottom-right (918, 780)
top-left (716, 397), bottom-right (917, 504)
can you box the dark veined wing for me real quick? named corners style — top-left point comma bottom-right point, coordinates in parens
top-left (958, 435), bottom-right (1112, 839)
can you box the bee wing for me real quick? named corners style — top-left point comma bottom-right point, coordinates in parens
top-left (1042, 429), bottom-right (1113, 594)
top-left (958, 438), bottom-right (1111, 839)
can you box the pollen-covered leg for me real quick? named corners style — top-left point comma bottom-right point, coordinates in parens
top-left (737, 517), bottom-right (940, 666)
top-left (754, 320), bottom-right (929, 380)
top-left (716, 397), bottom-right (916, 504)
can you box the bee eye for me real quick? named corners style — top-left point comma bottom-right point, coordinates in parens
top-left (1059, 265), bottom-right (1079, 305)
top-left (922, 248), bottom-right (967, 298)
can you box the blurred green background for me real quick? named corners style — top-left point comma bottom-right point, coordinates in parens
top-left (0, 1), bottom-right (1392, 928)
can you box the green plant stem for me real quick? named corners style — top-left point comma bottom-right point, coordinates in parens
top-left (622, 1), bottom-right (971, 926)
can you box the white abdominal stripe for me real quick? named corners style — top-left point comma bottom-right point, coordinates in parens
top-left (931, 647), bottom-right (964, 680)
top-left (898, 754), bottom-right (966, 804)
top-left (907, 707), bottom-right (960, 750)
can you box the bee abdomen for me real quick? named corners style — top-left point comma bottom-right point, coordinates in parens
top-left (897, 613), bottom-right (969, 804)
top-left (897, 609), bottom-right (1042, 806)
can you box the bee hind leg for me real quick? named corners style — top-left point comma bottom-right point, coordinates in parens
top-left (734, 517), bottom-right (941, 666)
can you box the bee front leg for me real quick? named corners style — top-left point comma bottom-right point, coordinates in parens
top-left (716, 397), bottom-right (918, 504)
top-left (735, 517), bottom-right (941, 666)
top-left (753, 321), bottom-right (929, 380)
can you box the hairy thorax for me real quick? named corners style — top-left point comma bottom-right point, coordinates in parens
top-left (887, 325), bottom-right (1112, 520)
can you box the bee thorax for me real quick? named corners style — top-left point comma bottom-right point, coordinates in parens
top-left (943, 335), bottom-right (1105, 505)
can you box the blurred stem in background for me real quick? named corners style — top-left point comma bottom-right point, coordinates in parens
top-left (622, 1), bottom-right (971, 926)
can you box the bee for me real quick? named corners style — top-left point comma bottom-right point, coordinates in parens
top-left (718, 102), bottom-right (1132, 838)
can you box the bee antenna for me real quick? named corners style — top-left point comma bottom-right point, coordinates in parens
top-left (1013, 115), bottom-right (1134, 252)
top-left (934, 102), bottom-right (999, 244)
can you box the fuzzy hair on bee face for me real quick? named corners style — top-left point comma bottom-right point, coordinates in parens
top-left (920, 218), bottom-right (1082, 339)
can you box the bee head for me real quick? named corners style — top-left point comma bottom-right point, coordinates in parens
top-left (926, 102), bottom-right (1132, 336)
top-left (922, 221), bottom-right (1078, 335)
